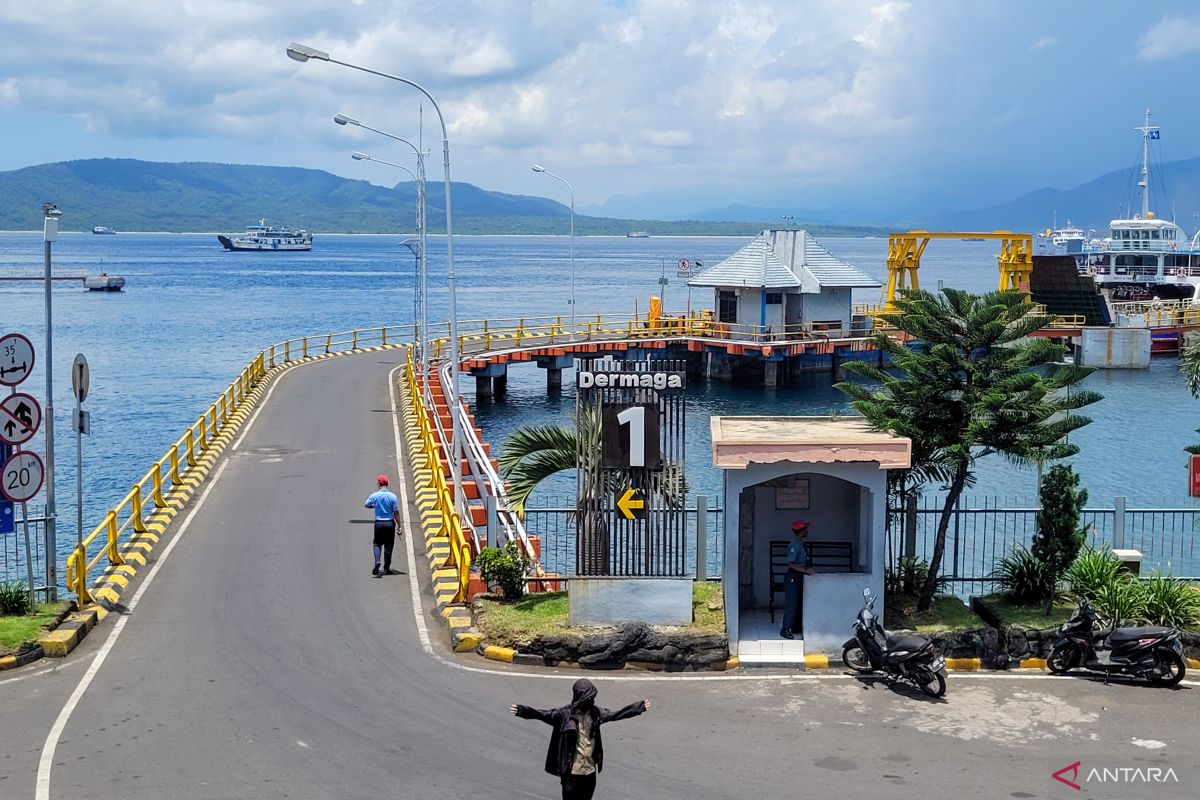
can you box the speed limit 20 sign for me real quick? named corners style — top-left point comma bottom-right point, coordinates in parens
top-left (1, 450), bottom-right (44, 502)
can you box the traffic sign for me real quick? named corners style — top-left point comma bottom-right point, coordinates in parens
top-left (1, 450), bottom-right (44, 502)
top-left (0, 333), bottom-right (35, 387)
top-left (616, 487), bottom-right (646, 520)
top-left (0, 392), bottom-right (41, 446)
top-left (72, 353), bottom-right (90, 403)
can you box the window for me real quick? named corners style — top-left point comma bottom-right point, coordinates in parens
top-left (1151, 229), bottom-right (1160, 240)
top-left (765, 292), bottom-right (783, 305)
top-left (718, 291), bottom-right (737, 323)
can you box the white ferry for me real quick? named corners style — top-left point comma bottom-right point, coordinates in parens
top-left (218, 220), bottom-right (313, 252)
top-left (1035, 110), bottom-right (1200, 303)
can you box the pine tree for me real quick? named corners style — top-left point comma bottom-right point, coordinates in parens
top-left (1032, 464), bottom-right (1088, 613)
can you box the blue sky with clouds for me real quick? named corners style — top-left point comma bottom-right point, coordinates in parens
top-left (0, 1), bottom-right (1197, 215)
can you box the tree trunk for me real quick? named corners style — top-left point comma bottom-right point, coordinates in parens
top-left (917, 467), bottom-right (968, 612)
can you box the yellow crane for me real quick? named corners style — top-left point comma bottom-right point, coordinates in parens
top-left (881, 231), bottom-right (1033, 311)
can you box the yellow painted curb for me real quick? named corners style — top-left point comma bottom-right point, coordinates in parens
top-left (945, 658), bottom-right (981, 671)
top-left (1020, 658), bottom-right (1048, 670)
top-left (720, 657), bottom-right (740, 670)
top-left (1187, 658), bottom-right (1200, 670)
top-left (454, 633), bottom-right (483, 652)
top-left (804, 654), bottom-right (830, 669)
top-left (483, 645), bottom-right (515, 662)
top-left (40, 629), bottom-right (80, 658)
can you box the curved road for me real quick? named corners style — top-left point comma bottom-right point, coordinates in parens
top-left (2, 350), bottom-right (1198, 799)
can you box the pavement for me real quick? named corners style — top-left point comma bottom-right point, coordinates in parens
top-left (1, 349), bottom-right (1198, 800)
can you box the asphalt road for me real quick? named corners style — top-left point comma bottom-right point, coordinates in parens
top-left (2, 350), bottom-right (1198, 800)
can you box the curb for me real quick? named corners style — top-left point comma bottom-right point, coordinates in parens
top-left (476, 643), bottom-right (741, 671)
top-left (19, 345), bottom-right (409, 668)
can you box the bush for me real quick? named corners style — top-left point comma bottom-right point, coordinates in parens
top-left (992, 546), bottom-right (1056, 603)
top-left (1032, 465), bottom-right (1088, 597)
top-left (1140, 572), bottom-right (1200, 630)
top-left (886, 556), bottom-right (945, 598)
top-left (0, 580), bottom-right (32, 615)
top-left (1063, 547), bottom-right (1125, 602)
top-left (476, 541), bottom-right (530, 599)
top-left (1091, 579), bottom-right (1147, 624)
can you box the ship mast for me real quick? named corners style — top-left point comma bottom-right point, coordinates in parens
top-left (1135, 108), bottom-right (1158, 218)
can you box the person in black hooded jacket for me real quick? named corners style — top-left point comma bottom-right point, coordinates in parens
top-left (511, 678), bottom-right (651, 799)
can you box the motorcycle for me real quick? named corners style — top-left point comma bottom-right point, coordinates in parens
top-left (1047, 599), bottom-right (1186, 686)
top-left (842, 587), bottom-right (948, 698)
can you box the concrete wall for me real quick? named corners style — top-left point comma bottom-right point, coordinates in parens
top-left (723, 461), bottom-right (887, 656)
top-left (569, 578), bottom-right (694, 626)
top-left (1079, 327), bottom-right (1150, 369)
top-left (798, 288), bottom-right (852, 330)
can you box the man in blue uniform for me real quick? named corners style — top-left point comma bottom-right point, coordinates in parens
top-left (780, 519), bottom-right (814, 639)
top-left (364, 475), bottom-right (402, 577)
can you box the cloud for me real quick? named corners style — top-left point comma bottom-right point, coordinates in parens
top-left (1137, 15), bottom-right (1200, 60)
top-left (1029, 36), bottom-right (1058, 51)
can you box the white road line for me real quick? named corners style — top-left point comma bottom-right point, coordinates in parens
top-left (35, 459), bottom-right (231, 800)
top-left (388, 364), bottom-right (433, 655)
top-left (0, 659), bottom-right (83, 687)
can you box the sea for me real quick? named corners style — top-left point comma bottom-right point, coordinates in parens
top-left (2, 231), bottom-right (1199, 586)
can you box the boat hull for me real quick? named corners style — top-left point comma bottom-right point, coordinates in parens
top-left (218, 234), bottom-right (311, 251)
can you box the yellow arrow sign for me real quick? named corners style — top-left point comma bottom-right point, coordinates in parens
top-left (617, 487), bottom-right (645, 520)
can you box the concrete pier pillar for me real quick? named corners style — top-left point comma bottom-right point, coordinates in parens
top-left (764, 361), bottom-right (779, 387)
top-left (547, 368), bottom-right (563, 392)
top-left (493, 374), bottom-right (508, 397)
top-left (475, 375), bottom-right (493, 400)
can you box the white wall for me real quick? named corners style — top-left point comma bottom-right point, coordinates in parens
top-left (798, 288), bottom-right (852, 330)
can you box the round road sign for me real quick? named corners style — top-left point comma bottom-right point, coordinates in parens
top-left (72, 353), bottom-right (90, 403)
top-left (1, 450), bottom-right (44, 502)
top-left (0, 333), bottom-right (36, 387)
top-left (0, 392), bottom-right (42, 447)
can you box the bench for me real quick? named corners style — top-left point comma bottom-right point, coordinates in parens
top-left (767, 539), bottom-right (855, 622)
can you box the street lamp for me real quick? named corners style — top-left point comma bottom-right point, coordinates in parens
top-left (41, 203), bottom-right (61, 602)
top-left (289, 42), bottom-right (463, 511)
top-left (531, 164), bottom-right (575, 337)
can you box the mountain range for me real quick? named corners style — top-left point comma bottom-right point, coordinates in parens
top-left (1, 156), bottom-right (1198, 236)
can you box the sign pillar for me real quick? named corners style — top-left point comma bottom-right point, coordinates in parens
top-left (43, 205), bottom-right (61, 601)
top-left (1, 330), bottom-right (44, 605)
top-left (72, 353), bottom-right (90, 562)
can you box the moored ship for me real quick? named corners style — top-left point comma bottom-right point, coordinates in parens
top-left (92, 226), bottom-right (116, 235)
top-left (218, 220), bottom-right (313, 251)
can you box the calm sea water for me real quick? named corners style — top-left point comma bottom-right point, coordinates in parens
top-left (2, 232), bottom-right (1198, 581)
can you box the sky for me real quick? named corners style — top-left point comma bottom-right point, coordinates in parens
top-left (1, 0), bottom-right (1198, 218)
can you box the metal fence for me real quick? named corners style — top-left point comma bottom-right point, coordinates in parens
top-left (523, 495), bottom-right (724, 579)
top-left (890, 495), bottom-right (1200, 596)
top-left (1, 508), bottom-right (51, 601)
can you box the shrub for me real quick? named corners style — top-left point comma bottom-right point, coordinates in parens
top-left (1063, 547), bottom-right (1125, 602)
top-left (1032, 465), bottom-right (1088, 607)
top-left (886, 557), bottom-right (947, 598)
top-left (992, 546), bottom-right (1056, 603)
top-left (0, 580), bottom-right (32, 615)
top-left (1091, 579), bottom-right (1147, 624)
top-left (476, 541), bottom-right (530, 599)
top-left (1140, 572), bottom-right (1200, 630)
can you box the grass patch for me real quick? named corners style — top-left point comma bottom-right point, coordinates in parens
top-left (0, 603), bottom-right (62, 653)
top-left (980, 593), bottom-right (1076, 629)
top-left (885, 595), bottom-right (981, 634)
top-left (473, 582), bottom-right (726, 648)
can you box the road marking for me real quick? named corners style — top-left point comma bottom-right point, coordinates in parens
top-left (388, 364), bottom-right (433, 656)
top-left (0, 658), bottom-right (84, 687)
top-left (35, 459), bottom-right (231, 800)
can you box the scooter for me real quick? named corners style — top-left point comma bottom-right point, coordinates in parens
top-left (842, 587), bottom-right (948, 698)
top-left (1047, 599), bottom-right (1186, 686)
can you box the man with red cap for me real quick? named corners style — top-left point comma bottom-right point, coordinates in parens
top-left (364, 474), bottom-right (402, 577)
top-left (781, 519), bottom-right (814, 639)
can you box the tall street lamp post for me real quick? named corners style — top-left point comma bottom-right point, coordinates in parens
top-left (42, 203), bottom-right (60, 601)
top-left (531, 165), bottom-right (575, 337)
top-left (336, 114), bottom-right (429, 394)
top-left (288, 42), bottom-right (463, 511)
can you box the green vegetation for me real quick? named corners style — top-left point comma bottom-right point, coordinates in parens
top-left (885, 595), bottom-right (980, 634)
top-left (1031, 464), bottom-right (1089, 611)
top-left (978, 593), bottom-right (1076, 628)
top-left (837, 288), bottom-right (1101, 611)
top-left (993, 546), bottom-right (1056, 604)
top-left (473, 582), bottom-right (725, 647)
top-left (476, 541), bottom-right (531, 599)
top-left (0, 603), bottom-right (61, 652)
top-left (0, 579), bottom-right (33, 615)
top-left (0, 158), bottom-right (891, 236)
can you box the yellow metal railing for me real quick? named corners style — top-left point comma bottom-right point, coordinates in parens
top-left (1109, 299), bottom-right (1200, 329)
top-left (66, 325), bottom-right (417, 603)
top-left (402, 347), bottom-right (471, 600)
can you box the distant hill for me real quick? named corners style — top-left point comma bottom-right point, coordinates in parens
top-left (0, 158), bottom-right (889, 237)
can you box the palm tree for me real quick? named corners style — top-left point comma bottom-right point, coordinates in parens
top-left (836, 288), bottom-right (1102, 611)
top-left (1179, 336), bottom-right (1200, 456)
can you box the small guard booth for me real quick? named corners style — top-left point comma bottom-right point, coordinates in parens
top-left (711, 416), bottom-right (912, 662)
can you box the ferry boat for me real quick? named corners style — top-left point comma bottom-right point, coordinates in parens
top-left (83, 273), bottom-right (126, 291)
top-left (218, 220), bottom-right (312, 252)
top-left (1035, 110), bottom-right (1200, 303)
top-left (626, 231), bottom-right (650, 238)
top-left (92, 226), bottom-right (116, 235)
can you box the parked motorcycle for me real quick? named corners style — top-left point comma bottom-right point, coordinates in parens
top-left (842, 587), bottom-right (948, 698)
top-left (1047, 599), bottom-right (1186, 686)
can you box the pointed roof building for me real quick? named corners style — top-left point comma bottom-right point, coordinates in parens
top-left (687, 229), bottom-right (880, 292)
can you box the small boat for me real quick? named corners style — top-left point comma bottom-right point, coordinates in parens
top-left (83, 273), bottom-right (125, 291)
top-left (218, 220), bottom-right (312, 251)
top-left (626, 231), bottom-right (650, 238)
top-left (92, 226), bottom-right (117, 235)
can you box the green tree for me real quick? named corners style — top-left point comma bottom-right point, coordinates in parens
top-left (1032, 463), bottom-right (1089, 613)
top-left (1179, 336), bottom-right (1200, 455)
top-left (836, 288), bottom-right (1101, 611)
top-left (497, 422), bottom-right (579, 517)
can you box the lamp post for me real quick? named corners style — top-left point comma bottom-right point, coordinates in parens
top-left (337, 115), bottom-right (429, 402)
top-left (289, 42), bottom-right (463, 511)
top-left (42, 203), bottom-right (61, 602)
top-left (531, 164), bottom-right (575, 337)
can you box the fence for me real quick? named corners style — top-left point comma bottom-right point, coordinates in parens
top-left (523, 495), bottom-right (724, 579)
top-left (1, 509), bottom-right (50, 601)
top-left (891, 495), bottom-right (1200, 596)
